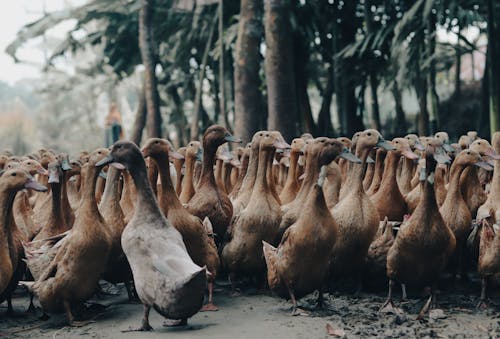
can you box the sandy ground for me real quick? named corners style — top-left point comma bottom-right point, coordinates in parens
top-left (1, 281), bottom-right (499, 338)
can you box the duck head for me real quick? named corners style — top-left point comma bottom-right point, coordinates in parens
top-left (454, 149), bottom-right (494, 171)
top-left (0, 168), bottom-right (47, 193)
top-left (79, 151), bottom-right (90, 164)
top-left (186, 141), bottom-right (202, 161)
top-left (203, 125), bottom-right (241, 150)
top-left (470, 139), bottom-right (500, 162)
top-left (424, 137), bottom-right (451, 167)
top-left (337, 137), bottom-right (352, 150)
top-left (17, 159), bottom-right (46, 176)
top-left (290, 138), bottom-right (306, 156)
top-left (391, 138), bottom-right (419, 160)
top-left (89, 148), bottom-right (110, 168)
top-left (405, 134), bottom-right (425, 151)
top-left (356, 129), bottom-right (395, 154)
top-left (67, 159), bottom-right (82, 176)
top-left (319, 138), bottom-right (360, 166)
top-left (96, 141), bottom-right (142, 171)
top-left (47, 162), bottom-right (63, 184)
top-left (142, 138), bottom-right (184, 162)
top-left (258, 132), bottom-right (290, 152)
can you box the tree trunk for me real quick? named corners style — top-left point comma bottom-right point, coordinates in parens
top-left (392, 81), bottom-right (407, 135)
top-left (218, 0), bottom-right (231, 133)
top-left (487, 0), bottom-right (500, 137)
top-left (130, 82), bottom-right (147, 145)
top-left (234, 0), bottom-right (263, 143)
top-left (415, 34), bottom-right (429, 136)
top-left (264, 0), bottom-right (298, 141)
top-left (168, 85), bottom-right (188, 146)
top-left (454, 27), bottom-right (462, 98)
top-left (139, 0), bottom-right (162, 138)
top-left (317, 65), bottom-right (335, 136)
top-left (426, 10), bottom-right (439, 134)
top-left (191, 12), bottom-right (218, 140)
top-left (364, 0), bottom-right (380, 131)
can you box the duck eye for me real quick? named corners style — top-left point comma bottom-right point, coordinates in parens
top-left (467, 151), bottom-right (470, 155)
top-left (367, 132), bottom-right (372, 136)
top-left (11, 172), bottom-right (16, 176)
top-left (395, 141), bottom-right (399, 144)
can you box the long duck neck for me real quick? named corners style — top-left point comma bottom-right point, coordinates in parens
top-left (492, 157), bottom-right (500, 199)
top-left (378, 151), bottom-right (400, 192)
top-left (100, 166), bottom-right (123, 213)
top-left (346, 146), bottom-right (371, 194)
top-left (295, 150), bottom-right (320, 202)
top-left (369, 150), bottom-right (386, 190)
top-left (283, 151), bottom-right (299, 189)
top-left (128, 158), bottom-right (165, 223)
top-left (181, 155), bottom-right (195, 197)
top-left (446, 162), bottom-right (467, 203)
top-left (251, 147), bottom-right (275, 198)
top-left (0, 186), bottom-right (17, 259)
top-left (47, 180), bottom-right (66, 233)
top-left (147, 161), bottom-right (159, 198)
top-left (238, 146), bottom-right (260, 194)
top-left (79, 164), bottom-right (100, 217)
top-left (152, 153), bottom-right (183, 215)
top-left (199, 143), bottom-right (218, 189)
top-left (60, 171), bottom-right (72, 219)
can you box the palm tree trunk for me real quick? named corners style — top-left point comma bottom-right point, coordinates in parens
top-left (317, 65), bottom-right (335, 136)
top-left (234, 0), bottom-right (263, 143)
top-left (130, 81), bottom-right (147, 145)
top-left (264, 0), bottom-right (298, 141)
top-left (392, 81), bottom-right (407, 135)
top-left (426, 10), bottom-right (439, 134)
top-left (138, 0), bottom-right (162, 138)
top-left (487, 0), bottom-right (500, 137)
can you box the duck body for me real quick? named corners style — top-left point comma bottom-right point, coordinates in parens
top-left (100, 141), bottom-right (206, 328)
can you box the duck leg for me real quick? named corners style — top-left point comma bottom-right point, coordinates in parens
top-left (477, 277), bottom-right (488, 310)
top-left (139, 305), bottom-right (153, 331)
top-left (416, 283), bottom-right (437, 320)
top-left (5, 296), bottom-right (14, 316)
top-left (200, 281), bottom-right (218, 311)
top-left (401, 284), bottom-right (407, 301)
top-left (287, 284), bottom-right (298, 315)
top-left (229, 273), bottom-right (240, 297)
top-left (125, 281), bottom-right (139, 303)
top-left (379, 279), bottom-right (396, 313)
top-left (316, 286), bottom-right (324, 309)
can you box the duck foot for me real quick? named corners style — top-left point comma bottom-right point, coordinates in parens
top-left (122, 323), bottom-right (153, 332)
top-left (230, 289), bottom-right (241, 297)
top-left (163, 318), bottom-right (188, 327)
top-left (291, 307), bottom-right (310, 316)
top-left (379, 299), bottom-right (397, 314)
top-left (70, 320), bottom-right (95, 327)
top-left (416, 295), bottom-right (433, 320)
top-left (200, 303), bottom-right (219, 312)
top-left (476, 300), bottom-right (488, 310)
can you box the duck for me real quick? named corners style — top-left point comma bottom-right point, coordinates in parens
top-left (174, 146), bottom-right (186, 194)
top-left (461, 139), bottom-right (498, 217)
top-left (99, 165), bottom-right (135, 300)
top-left (382, 141), bottom-right (455, 319)
top-left (397, 134), bottom-right (422, 194)
top-left (187, 125), bottom-right (241, 243)
top-left (371, 138), bottom-right (418, 221)
top-left (323, 160), bottom-right (343, 210)
top-left (57, 154), bottom-right (76, 228)
top-left (97, 141), bottom-right (206, 330)
top-left (66, 159), bottom-right (83, 210)
top-left (142, 137), bottom-right (220, 311)
top-left (330, 129), bottom-right (395, 287)
top-left (26, 148), bottom-right (113, 325)
top-left (222, 132), bottom-right (289, 285)
top-left (440, 149), bottom-right (493, 282)
top-left (477, 132), bottom-right (500, 222)
top-left (120, 170), bottom-right (136, 224)
top-left (337, 136), bottom-right (353, 184)
top-left (229, 148), bottom-right (243, 191)
top-left (263, 139), bottom-right (358, 312)
top-left (279, 138), bottom-right (305, 205)
top-left (179, 141), bottom-right (202, 204)
top-left (10, 159), bottom-right (47, 240)
top-left (0, 169), bottom-right (47, 315)
top-left (476, 216), bottom-right (500, 309)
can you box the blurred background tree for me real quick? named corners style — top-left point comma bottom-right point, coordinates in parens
top-left (2, 0), bottom-right (498, 152)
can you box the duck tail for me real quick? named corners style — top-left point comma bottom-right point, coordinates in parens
top-left (262, 241), bottom-right (282, 291)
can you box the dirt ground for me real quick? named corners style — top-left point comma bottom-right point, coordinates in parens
top-left (0, 281), bottom-right (499, 338)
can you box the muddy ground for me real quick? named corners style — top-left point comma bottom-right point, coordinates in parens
top-left (0, 280), bottom-right (499, 338)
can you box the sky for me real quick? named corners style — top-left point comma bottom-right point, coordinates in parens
top-left (0, 0), bottom-right (78, 85)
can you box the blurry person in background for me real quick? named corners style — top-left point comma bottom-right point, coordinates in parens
top-left (105, 103), bottom-right (124, 147)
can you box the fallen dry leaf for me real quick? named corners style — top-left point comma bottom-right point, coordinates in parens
top-left (326, 323), bottom-right (345, 337)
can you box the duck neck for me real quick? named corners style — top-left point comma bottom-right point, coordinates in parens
top-left (447, 162), bottom-right (467, 203)
top-left (252, 147), bottom-right (275, 196)
top-left (239, 146), bottom-right (260, 193)
top-left (401, 157), bottom-right (415, 182)
top-left (174, 160), bottom-right (183, 193)
top-left (153, 153), bottom-right (183, 215)
top-left (492, 158), bottom-right (500, 198)
top-left (128, 158), bottom-right (165, 222)
top-left (80, 164), bottom-right (100, 215)
top-left (284, 151), bottom-right (299, 188)
top-left (200, 144), bottom-right (218, 188)
top-left (421, 176), bottom-right (439, 214)
top-left (349, 146), bottom-right (371, 193)
top-left (296, 151), bottom-right (320, 201)
top-left (147, 161), bottom-right (159, 197)
top-left (0, 186), bottom-right (16, 258)
top-left (47, 180), bottom-right (65, 232)
top-left (100, 166), bottom-right (122, 211)
top-left (182, 155), bottom-right (195, 195)
top-left (60, 171), bottom-right (71, 217)
top-left (378, 151), bottom-right (400, 191)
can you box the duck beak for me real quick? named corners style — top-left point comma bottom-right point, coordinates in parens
top-left (442, 143), bottom-right (454, 153)
top-left (25, 178), bottom-right (48, 192)
top-left (48, 170), bottom-right (60, 184)
top-left (61, 158), bottom-right (72, 171)
top-left (95, 154), bottom-right (125, 170)
top-left (37, 167), bottom-right (49, 176)
top-left (474, 161), bottom-right (494, 171)
top-left (224, 133), bottom-right (242, 144)
top-left (99, 171), bottom-right (107, 179)
top-left (141, 147), bottom-right (150, 158)
top-left (414, 141), bottom-right (425, 151)
top-left (196, 148), bottom-right (203, 162)
top-left (273, 140), bottom-right (291, 150)
top-left (485, 147), bottom-right (500, 160)
top-left (433, 147), bottom-right (451, 165)
top-left (339, 148), bottom-right (361, 163)
top-left (376, 137), bottom-right (396, 151)
top-left (366, 156), bottom-right (375, 164)
top-left (402, 149), bottom-right (419, 160)
top-left (169, 151), bottom-right (184, 160)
